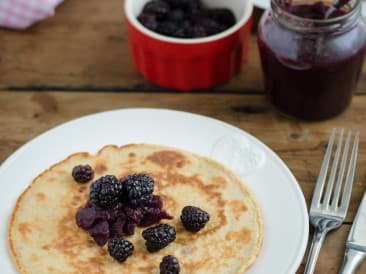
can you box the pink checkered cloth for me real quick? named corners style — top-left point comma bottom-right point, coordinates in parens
top-left (0, 0), bottom-right (63, 30)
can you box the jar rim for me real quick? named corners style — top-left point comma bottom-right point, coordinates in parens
top-left (271, 0), bottom-right (361, 32)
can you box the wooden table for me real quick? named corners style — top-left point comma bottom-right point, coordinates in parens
top-left (1, 0), bottom-right (366, 273)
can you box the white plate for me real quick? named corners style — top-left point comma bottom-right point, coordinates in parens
top-left (0, 108), bottom-right (308, 274)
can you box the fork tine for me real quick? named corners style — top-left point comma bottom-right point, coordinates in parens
top-left (311, 128), bottom-right (336, 208)
top-left (323, 129), bottom-right (344, 207)
top-left (339, 132), bottom-right (359, 213)
top-left (330, 131), bottom-right (351, 210)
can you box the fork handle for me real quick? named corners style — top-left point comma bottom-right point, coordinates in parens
top-left (304, 227), bottom-right (328, 274)
top-left (338, 248), bottom-right (366, 274)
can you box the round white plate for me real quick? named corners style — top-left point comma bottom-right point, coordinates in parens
top-left (0, 108), bottom-right (308, 274)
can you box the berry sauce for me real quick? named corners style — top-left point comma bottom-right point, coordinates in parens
top-left (258, 1), bottom-right (366, 120)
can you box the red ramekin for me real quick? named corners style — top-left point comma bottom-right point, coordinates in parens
top-left (125, 0), bottom-right (253, 91)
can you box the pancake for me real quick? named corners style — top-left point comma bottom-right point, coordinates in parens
top-left (9, 144), bottom-right (263, 274)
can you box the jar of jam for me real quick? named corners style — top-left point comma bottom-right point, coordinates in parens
top-left (257, 0), bottom-right (366, 120)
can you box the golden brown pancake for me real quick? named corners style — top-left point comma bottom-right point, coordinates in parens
top-left (9, 144), bottom-right (263, 274)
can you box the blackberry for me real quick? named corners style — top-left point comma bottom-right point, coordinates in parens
top-left (180, 206), bottom-right (210, 232)
top-left (138, 13), bottom-right (159, 31)
top-left (189, 25), bottom-right (207, 38)
top-left (112, 181), bottom-right (125, 199)
top-left (165, 0), bottom-right (201, 12)
top-left (149, 194), bottom-right (163, 209)
top-left (89, 175), bottom-right (123, 208)
top-left (167, 9), bottom-right (185, 22)
top-left (121, 173), bottom-right (154, 206)
top-left (72, 164), bottom-right (94, 183)
top-left (160, 255), bottom-right (180, 274)
top-left (124, 206), bottom-right (144, 226)
top-left (174, 28), bottom-right (187, 38)
top-left (76, 206), bottom-right (96, 229)
top-left (204, 8), bottom-right (236, 27)
top-left (89, 220), bottom-right (109, 246)
top-left (142, 224), bottom-right (176, 252)
top-left (197, 18), bottom-right (225, 36)
top-left (163, 0), bottom-right (183, 8)
top-left (108, 238), bottom-right (134, 262)
top-left (143, 0), bottom-right (170, 19)
top-left (157, 21), bottom-right (179, 36)
top-left (140, 195), bottom-right (174, 227)
top-left (184, 0), bottom-right (201, 14)
top-left (109, 217), bottom-right (126, 238)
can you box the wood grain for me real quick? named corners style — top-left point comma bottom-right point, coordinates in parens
top-left (0, 0), bottom-right (365, 93)
top-left (1, 91), bottom-right (366, 273)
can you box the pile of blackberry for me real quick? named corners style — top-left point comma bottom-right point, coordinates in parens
top-left (75, 173), bottom-right (173, 247)
top-left (73, 165), bottom-right (210, 271)
top-left (138, 0), bottom-right (236, 38)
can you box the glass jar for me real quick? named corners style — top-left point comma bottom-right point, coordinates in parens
top-left (257, 0), bottom-right (366, 120)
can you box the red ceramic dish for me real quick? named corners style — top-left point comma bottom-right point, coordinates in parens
top-left (125, 0), bottom-right (253, 91)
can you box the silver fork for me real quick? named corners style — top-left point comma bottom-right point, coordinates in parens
top-left (304, 129), bottom-right (360, 274)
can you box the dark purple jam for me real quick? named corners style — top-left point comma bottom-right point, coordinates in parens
top-left (285, 1), bottom-right (345, 19)
top-left (258, 1), bottom-right (366, 120)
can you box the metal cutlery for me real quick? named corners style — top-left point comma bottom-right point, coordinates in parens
top-left (304, 129), bottom-right (360, 274)
top-left (339, 191), bottom-right (366, 274)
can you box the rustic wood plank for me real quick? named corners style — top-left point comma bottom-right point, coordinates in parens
top-left (0, 0), bottom-right (260, 91)
top-left (0, 0), bottom-right (365, 93)
top-left (1, 91), bottom-right (366, 220)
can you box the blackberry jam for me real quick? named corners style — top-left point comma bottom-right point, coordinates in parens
top-left (258, 0), bottom-right (366, 120)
